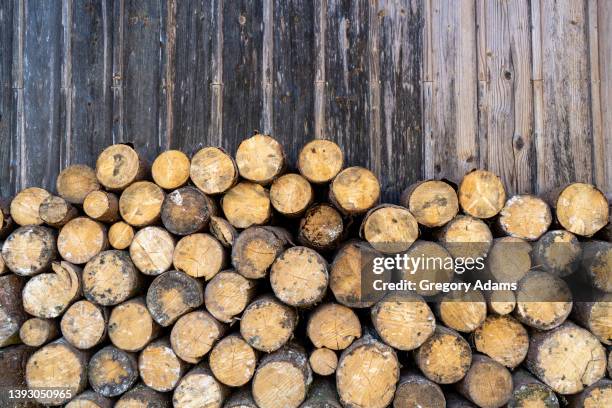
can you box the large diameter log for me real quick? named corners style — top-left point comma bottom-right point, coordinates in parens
top-left (224, 387), bottom-right (258, 408)
top-left (457, 354), bottom-right (513, 408)
top-left (232, 226), bottom-right (290, 279)
top-left (438, 215), bottom-right (493, 259)
top-left (119, 181), bottom-right (165, 227)
top-left (581, 240), bottom-right (612, 292)
top-left (498, 195), bottom-right (552, 240)
top-left (88, 346), bottom-right (138, 397)
top-left (270, 246), bottom-right (328, 307)
top-left (83, 191), bottom-right (120, 223)
top-left (129, 226), bottom-right (175, 276)
top-left (572, 294), bottom-right (612, 345)
top-left (360, 204), bottom-right (419, 254)
top-left (235, 134), bottom-right (285, 185)
top-left (2, 225), bottom-right (56, 276)
top-left (269, 173), bottom-right (313, 217)
top-left (371, 294), bottom-right (435, 351)
top-left (61, 300), bottom-right (108, 349)
top-left (307, 303), bottom-right (362, 350)
top-left (173, 364), bottom-right (228, 408)
top-left (108, 221), bottom-right (134, 250)
top-left (329, 167), bottom-right (381, 215)
top-left (115, 383), bottom-right (170, 408)
top-left (514, 270), bottom-right (572, 330)
top-left (39, 195), bottom-right (78, 227)
top-left (532, 229), bottom-right (581, 277)
top-left (252, 343), bottom-right (312, 408)
top-left (301, 379), bottom-right (342, 408)
top-left (221, 182), bottom-right (272, 228)
top-left (170, 310), bottom-right (225, 363)
top-left (393, 372), bottom-right (446, 408)
top-left (146, 270), bottom-right (204, 327)
top-left (25, 339), bottom-right (89, 405)
top-left (173, 233), bottom-right (226, 280)
top-left (0, 275), bottom-right (27, 347)
top-left (298, 203), bottom-right (344, 251)
top-left (309, 348), bottom-right (338, 376)
top-left (22, 261), bottom-right (81, 318)
top-left (400, 180), bottom-right (459, 227)
top-left (204, 270), bottom-right (256, 323)
top-left (209, 334), bottom-right (257, 387)
top-left (210, 215), bottom-right (238, 247)
top-left (473, 315), bottom-right (528, 368)
top-left (83, 250), bottom-right (142, 306)
top-left (240, 295), bottom-right (297, 352)
top-left (336, 334), bottom-right (399, 408)
top-left (10, 187), bottom-right (51, 226)
top-left (508, 369), bottom-right (559, 408)
top-left (19, 318), bottom-right (59, 347)
top-left (484, 237), bottom-right (532, 283)
top-left (526, 321), bottom-right (606, 394)
top-left (161, 186), bottom-right (215, 235)
top-left (190, 147), bottom-right (238, 195)
top-left (138, 338), bottom-right (188, 392)
top-left (58, 217), bottom-right (108, 264)
top-left (566, 379), bottom-right (612, 408)
top-left (552, 182), bottom-right (609, 236)
top-left (415, 325), bottom-right (472, 384)
top-left (65, 390), bottom-right (113, 408)
top-left (96, 144), bottom-right (146, 190)
top-left (297, 139), bottom-right (344, 184)
top-left (108, 297), bottom-right (160, 352)
top-left (56, 164), bottom-right (100, 204)
top-left (151, 150), bottom-right (190, 190)
top-left (458, 169), bottom-right (506, 219)
top-left (437, 287), bottom-right (487, 333)
top-left (398, 240), bottom-right (454, 296)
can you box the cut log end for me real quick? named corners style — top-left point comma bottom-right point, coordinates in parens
top-left (161, 186), bottom-right (215, 235)
top-left (10, 187), bottom-right (51, 226)
top-left (532, 230), bottom-right (581, 277)
top-left (209, 334), bottom-right (257, 387)
top-left (170, 310), bottom-right (225, 364)
top-left (499, 195), bottom-right (552, 241)
top-left (22, 261), bottom-right (81, 318)
top-left (56, 164), bottom-right (100, 204)
top-left (119, 181), bottom-right (165, 227)
top-left (83, 191), bottom-right (120, 223)
top-left (58, 217), bottom-right (108, 264)
top-left (146, 270), bottom-right (204, 327)
top-left (458, 170), bottom-right (506, 219)
top-left (190, 147), bottom-right (238, 195)
top-left (485, 237), bottom-right (532, 284)
top-left (416, 325), bottom-right (472, 384)
top-left (88, 346), bottom-right (138, 397)
top-left (108, 297), bottom-right (159, 352)
top-left (210, 215), bottom-right (238, 247)
top-left (205, 270), bottom-right (256, 323)
top-left (270, 173), bottom-right (313, 217)
top-left (307, 303), bottom-right (361, 351)
top-left (439, 215), bottom-right (493, 259)
top-left (240, 296), bottom-right (297, 352)
top-left (330, 167), bottom-right (381, 214)
top-left (39, 195), bottom-right (78, 227)
top-left (232, 226), bottom-right (290, 279)
top-left (83, 250), bottom-right (141, 306)
top-left (173, 365), bottom-right (228, 408)
top-left (581, 241), bottom-right (612, 292)
top-left (138, 338), bottom-right (187, 392)
top-left (298, 204), bottom-right (344, 251)
top-left (19, 318), bottom-right (58, 347)
top-left (236, 134), bottom-right (285, 185)
top-left (2, 226), bottom-right (57, 276)
top-left (361, 204), bottom-right (419, 254)
top-left (402, 180), bottom-right (459, 228)
top-left (108, 221), bottom-right (135, 250)
top-left (309, 348), bottom-right (338, 376)
top-left (474, 315), bottom-right (528, 368)
top-left (115, 384), bottom-right (171, 408)
top-left (554, 183), bottom-right (609, 236)
top-left (393, 373), bottom-right (446, 408)
top-left (129, 226), bottom-right (175, 276)
top-left (298, 139), bottom-right (343, 184)
top-left (457, 354), bottom-right (513, 408)
top-left (96, 144), bottom-right (145, 190)
top-left (173, 233), bottom-right (225, 280)
top-left (438, 288), bottom-right (487, 333)
top-left (399, 241), bottom-right (454, 296)
top-left (61, 300), bottom-right (107, 350)
top-left (152, 150), bottom-right (191, 190)
top-left (222, 182), bottom-right (272, 229)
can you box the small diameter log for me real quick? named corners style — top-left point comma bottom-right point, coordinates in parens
top-left (393, 372), bottom-right (446, 408)
top-left (83, 250), bottom-right (142, 306)
top-left (301, 379), bottom-right (342, 408)
top-left (25, 339), bottom-right (89, 405)
top-left (61, 300), bottom-right (108, 349)
top-left (270, 246), bottom-right (328, 307)
top-left (232, 226), bottom-right (290, 279)
top-left (398, 240), bottom-right (454, 296)
top-left (210, 215), bottom-right (238, 247)
top-left (552, 182), bottom-right (609, 236)
top-left (458, 169), bottom-right (506, 219)
top-left (173, 364), bottom-right (228, 408)
top-left (572, 294), bottom-right (612, 345)
top-left (151, 150), bottom-right (190, 189)
top-left (161, 186), bottom-right (215, 235)
top-left (173, 233), bottom-right (226, 280)
top-left (401, 180), bottom-right (459, 228)
top-left (526, 321), bottom-right (607, 394)
top-left (58, 217), bottom-right (108, 264)
top-left (108, 221), bottom-right (134, 250)
top-left (581, 240), bottom-right (612, 292)
top-left (96, 144), bottom-right (146, 190)
top-left (514, 270), bottom-right (572, 330)
top-left (204, 270), bottom-right (256, 323)
top-left (0, 275), bottom-right (27, 347)
top-left (88, 346), bottom-right (138, 397)
top-left (297, 139), bottom-right (344, 184)
top-left (170, 310), bottom-right (226, 363)
top-left (438, 215), bottom-right (493, 259)
top-left (129, 226), bottom-right (175, 276)
top-left (22, 261), bottom-right (81, 318)
top-left (474, 315), bottom-right (528, 368)
top-left (119, 181), bottom-right (165, 227)
top-left (485, 289), bottom-right (516, 315)
top-left (437, 287), bottom-right (487, 333)
top-left (498, 195), bottom-right (552, 240)
top-left (336, 334), bottom-right (400, 408)
top-left (146, 270), bottom-right (204, 327)
top-left (235, 134), bottom-right (285, 185)
top-left (19, 318), bottom-right (59, 347)
top-left (65, 390), bottom-right (114, 408)
top-left (566, 379), bottom-right (612, 408)
top-left (371, 294), bottom-right (435, 351)
top-left (108, 297), bottom-right (160, 352)
top-left (252, 343), bottom-right (312, 408)
top-left (139, 337), bottom-right (188, 392)
top-left (269, 173), bottom-right (313, 217)
top-left (39, 195), bottom-right (78, 227)
top-left (2, 225), bottom-right (56, 276)
top-left (224, 387), bottom-right (258, 408)
top-left (532, 229), bottom-right (581, 277)
top-left (298, 203), bottom-right (344, 251)
top-left (83, 191), bottom-right (120, 223)
top-left (222, 182), bottom-right (272, 228)
top-left (485, 237), bottom-right (532, 283)
top-left (457, 354), bottom-right (513, 408)
top-left (209, 334), bottom-right (257, 387)
top-left (56, 164), bottom-right (100, 204)
top-left (415, 325), bottom-right (472, 384)
top-left (309, 348), bottom-right (338, 376)
top-left (329, 167), bottom-right (381, 215)
top-left (115, 384), bottom-right (171, 408)
top-left (240, 295), bottom-right (297, 352)
top-left (307, 303), bottom-right (362, 351)
top-left (360, 204), bottom-right (419, 254)
top-left (10, 187), bottom-right (51, 226)
top-left (508, 369), bottom-right (559, 408)
top-left (190, 146), bottom-right (238, 195)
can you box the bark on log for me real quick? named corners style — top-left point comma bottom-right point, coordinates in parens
top-left (56, 164), bottom-right (100, 204)
top-left (161, 186), bottom-right (216, 235)
top-left (507, 369), bottom-right (559, 408)
top-left (83, 191), bottom-right (120, 223)
top-left (300, 379), bottom-right (342, 408)
top-left (115, 383), bottom-right (171, 408)
top-left (146, 270), bottom-right (204, 327)
top-left (223, 387), bottom-right (258, 408)
top-left (204, 270), bottom-right (256, 323)
top-left (415, 325), bottom-right (472, 384)
top-left (210, 215), bottom-right (238, 247)
top-left (83, 250), bottom-right (142, 306)
top-left (0, 274), bottom-right (27, 347)
top-left (2, 225), bottom-right (56, 276)
top-left (88, 346), bottom-right (138, 397)
top-left (297, 139), bottom-right (343, 184)
top-left (65, 390), bottom-right (114, 408)
top-left (298, 203), bottom-right (344, 252)
top-left (60, 300), bottom-right (108, 350)
top-left (240, 295), bottom-right (297, 352)
top-left (231, 226), bottom-right (291, 279)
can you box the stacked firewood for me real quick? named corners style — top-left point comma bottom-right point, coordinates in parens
top-left (0, 135), bottom-right (610, 408)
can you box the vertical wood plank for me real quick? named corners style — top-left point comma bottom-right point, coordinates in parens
top-left (596, 0), bottom-right (612, 193)
top-left (272, 0), bottom-right (316, 166)
top-left (0, 0), bottom-right (15, 196)
top-left (314, 0), bottom-right (327, 140)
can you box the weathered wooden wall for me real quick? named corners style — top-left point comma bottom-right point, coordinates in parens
top-left (0, 0), bottom-right (610, 202)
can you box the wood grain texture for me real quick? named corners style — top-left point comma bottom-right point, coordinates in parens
top-left (596, 0), bottom-right (612, 193)
top-left (0, 0), bottom-right (15, 197)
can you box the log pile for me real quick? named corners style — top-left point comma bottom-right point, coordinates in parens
top-left (0, 136), bottom-right (610, 408)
